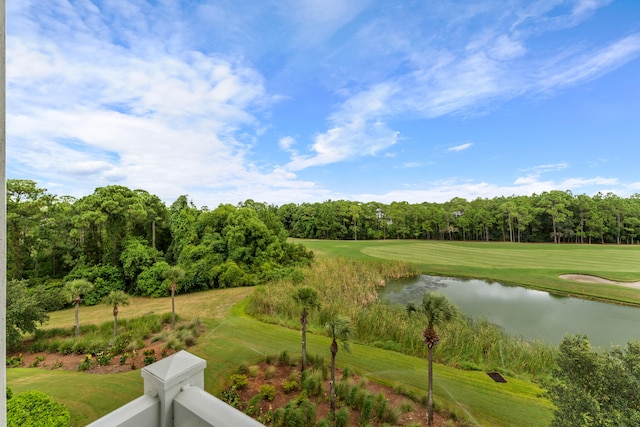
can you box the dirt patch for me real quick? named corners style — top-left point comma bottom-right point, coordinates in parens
top-left (559, 274), bottom-right (640, 289)
top-left (229, 361), bottom-right (456, 426)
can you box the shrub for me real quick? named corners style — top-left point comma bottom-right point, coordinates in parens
top-left (359, 394), bottom-right (376, 426)
top-left (335, 407), bottom-right (350, 427)
top-left (245, 394), bottom-right (262, 416)
top-left (7, 354), bottom-right (23, 368)
top-left (7, 390), bottom-right (70, 427)
top-left (221, 387), bottom-right (243, 409)
top-left (374, 393), bottom-right (387, 421)
top-left (29, 356), bottom-right (45, 368)
top-left (264, 366), bottom-right (276, 380)
top-left (260, 384), bottom-right (276, 401)
top-left (382, 406), bottom-right (402, 424)
top-left (78, 354), bottom-right (93, 371)
top-left (399, 401), bottom-right (413, 412)
top-left (248, 365), bottom-right (260, 377)
top-left (96, 352), bottom-right (112, 366)
top-left (230, 374), bottom-right (249, 390)
top-left (50, 359), bottom-right (63, 370)
top-left (278, 350), bottom-right (290, 366)
top-left (237, 362), bottom-right (250, 375)
top-left (143, 349), bottom-right (156, 365)
top-left (341, 365), bottom-right (353, 380)
top-left (282, 379), bottom-right (298, 393)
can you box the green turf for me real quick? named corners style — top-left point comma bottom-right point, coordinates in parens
top-left (294, 239), bottom-right (640, 305)
top-left (6, 368), bottom-right (142, 426)
top-left (8, 293), bottom-right (553, 426)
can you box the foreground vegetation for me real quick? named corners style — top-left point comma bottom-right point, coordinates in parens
top-left (7, 234), bottom-right (639, 425)
top-left (7, 284), bottom-right (553, 426)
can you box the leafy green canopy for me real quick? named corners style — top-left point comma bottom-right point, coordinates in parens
top-left (6, 280), bottom-right (49, 350)
top-left (548, 335), bottom-right (640, 426)
top-left (6, 181), bottom-right (313, 307)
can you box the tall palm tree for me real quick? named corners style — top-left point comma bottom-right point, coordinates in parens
top-left (407, 292), bottom-right (456, 425)
top-left (325, 316), bottom-right (353, 416)
top-left (63, 279), bottom-right (93, 337)
top-left (103, 290), bottom-right (130, 337)
top-left (163, 266), bottom-right (185, 328)
top-left (293, 286), bottom-right (320, 372)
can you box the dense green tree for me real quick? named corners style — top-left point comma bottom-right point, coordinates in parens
top-left (73, 185), bottom-right (149, 266)
top-left (407, 293), bottom-right (456, 425)
top-left (325, 316), bottom-right (353, 416)
top-left (119, 237), bottom-right (162, 292)
top-left (548, 335), bottom-right (640, 426)
top-left (135, 261), bottom-right (170, 297)
top-left (7, 179), bottom-right (49, 279)
top-left (6, 280), bottom-right (49, 350)
top-left (63, 278), bottom-right (93, 337)
top-left (167, 195), bottom-right (199, 263)
top-left (103, 290), bottom-right (130, 337)
top-left (293, 286), bottom-right (321, 372)
top-left (538, 190), bottom-right (574, 243)
top-left (64, 263), bottom-right (125, 305)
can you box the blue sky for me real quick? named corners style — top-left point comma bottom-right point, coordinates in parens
top-left (7, 0), bottom-right (640, 207)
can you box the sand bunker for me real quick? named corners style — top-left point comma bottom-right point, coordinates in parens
top-left (560, 274), bottom-right (640, 290)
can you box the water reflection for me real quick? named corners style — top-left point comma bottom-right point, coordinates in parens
top-left (379, 275), bottom-right (640, 347)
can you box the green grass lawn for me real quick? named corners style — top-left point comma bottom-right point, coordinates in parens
top-left (7, 286), bottom-right (553, 427)
top-left (295, 239), bottom-right (640, 305)
top-left (20, 239), bottom-right (629, 426)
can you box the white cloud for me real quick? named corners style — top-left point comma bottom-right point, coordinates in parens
top-left (448, 143), bottom-right (474, 152)
top-left (523, 162), bottom-right (570, 174)
top-left (285, 83), bottom-right (400, 170)
top-left (279, 136), bottom-right (297, 151)
top-left (538, 34), bottom-right (640, 91)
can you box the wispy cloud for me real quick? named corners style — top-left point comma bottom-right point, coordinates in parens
top-left (522, 162), bottom-right (571, 174)
top-left (448, 143), bottom-right (474, 152)
top-left (285, 83), bottom-right (400, 171)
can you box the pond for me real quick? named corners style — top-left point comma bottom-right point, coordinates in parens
top-left (378, 275), bottom-right (640, 348)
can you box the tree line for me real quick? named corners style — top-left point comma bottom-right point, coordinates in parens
top-left (10, 180), bottom-right (640, 291)
top-left (277, 191), bottom-right (640, 244)
top-left (7, 179), bottom-right (313, 312)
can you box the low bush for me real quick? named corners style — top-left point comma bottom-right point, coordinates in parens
top-left (282, 379), bottom-right (298, 393)
top-left (7, 390), bottom-right (70, 427)
top-left (230, 374), bottom-right (249, 390)
top-left (260, 384), bottom-right (276, 401)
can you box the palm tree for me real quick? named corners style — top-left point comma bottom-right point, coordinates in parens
top-left (293, 286), bottom-right (320, 372)
top-left (325, 316), bottom-right (353, 416)
top-left (163, 265), bottom-right (185, 328)
top-left (103, 290), bottom-right (130, 337)
top-left (406, 292), bottom-right (456, 425)
top-left (63, 279), bottom-right (93, 337)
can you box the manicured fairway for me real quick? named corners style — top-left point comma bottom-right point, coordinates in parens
top-left (295, 239), bottom-right (640, 305)
top-left (7, 289), bottom-right (553, 426)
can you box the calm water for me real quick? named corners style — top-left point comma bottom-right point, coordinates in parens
top-left (379, 275), bottom-right (640, 347)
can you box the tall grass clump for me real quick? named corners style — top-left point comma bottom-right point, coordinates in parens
top-left (246, 256), bottom-right (417, 323)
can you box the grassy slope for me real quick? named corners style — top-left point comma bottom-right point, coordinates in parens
top-left (295, 239), bottom-right (640, 305)
top-left (7, 289), bottom-right (553, 427)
